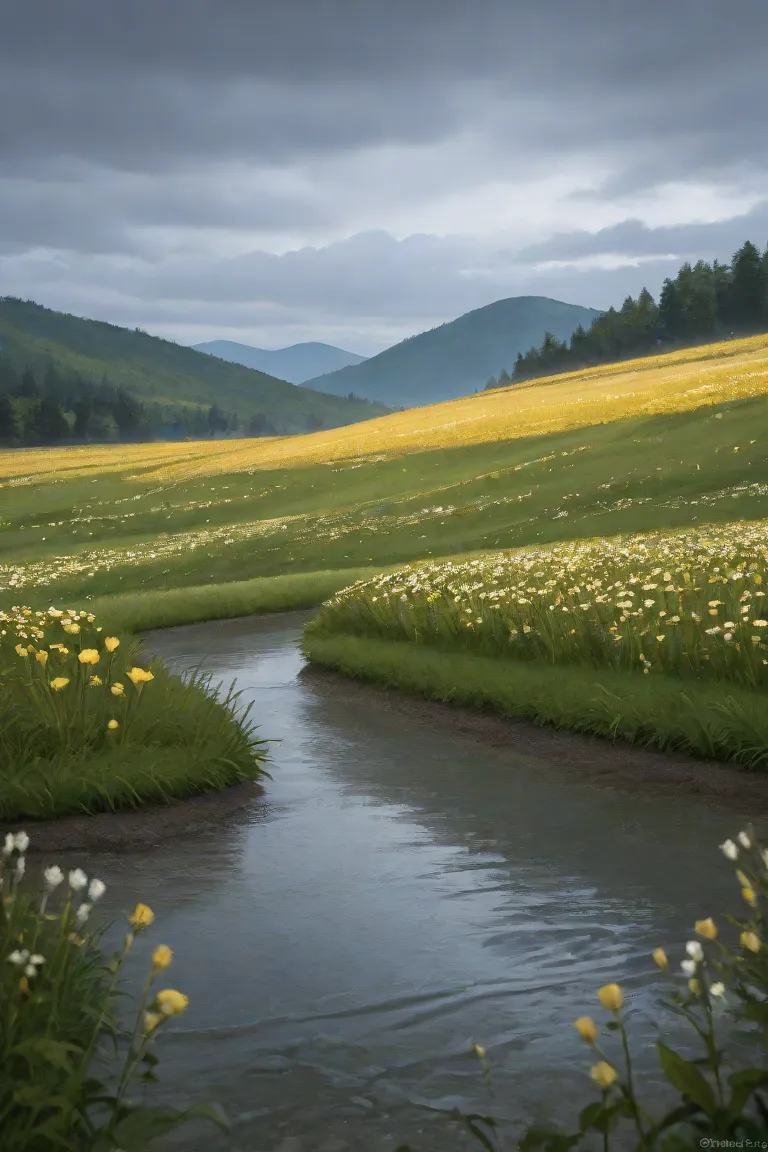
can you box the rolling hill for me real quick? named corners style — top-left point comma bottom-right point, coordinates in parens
top-left (300, 295), bottom-right (601, 408)
top-left (191, 339), bottom-right (367, 383)
top-left (0, 298), bottom-right (387, 435)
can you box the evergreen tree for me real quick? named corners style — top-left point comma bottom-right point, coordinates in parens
top-left (31, 397), bottom-right (69, 442)
top-left (0, 393), bottom-right (18, 442)
top-left (729, 241), bottom-right (766, 328)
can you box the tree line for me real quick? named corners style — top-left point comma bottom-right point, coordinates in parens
top-left (486, 240), bottom-right (768, 388)
top-left (0, 359), bottom-right (320, 447)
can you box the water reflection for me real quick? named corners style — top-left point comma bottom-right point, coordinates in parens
top-left (55, 613), bottom-right (750, 1150)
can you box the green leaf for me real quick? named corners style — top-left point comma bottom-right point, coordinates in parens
top-left (657, 1042), bottom-right (717, 1115)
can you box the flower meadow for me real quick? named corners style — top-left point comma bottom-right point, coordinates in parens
top-left (0, 605), bottom-right (268, 820)
top-left (0, 832), bottom-right (227, 1151)
top-left (311, 519), bottom-right (768, 689)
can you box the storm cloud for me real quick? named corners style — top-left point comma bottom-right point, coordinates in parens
top-left (1, 0), bottom-right (767, 353)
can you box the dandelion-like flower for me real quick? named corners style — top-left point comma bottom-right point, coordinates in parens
top-left (152, 944), bottom-right (173, 974)
top-left (50, 677), bottom-right (70, 691)
top-left (104, 636), bottom-right (120, 652)
top-left (78, 649), bottom-right (100, 665)
top-left (155, 988), bottom-right (189, 1016)
top-left (111, 683), bottom-right (125, 696)
top-left (129, 903), bottom-right (155, 929)
top-left (127, 666), bottom-right (155, 687)
top-left (107, 719), bottom-right (119, 731)
top-left (597, 983), bottom-right (623, 1011)
top-left (590, 1062), bottom-right (618, 1090)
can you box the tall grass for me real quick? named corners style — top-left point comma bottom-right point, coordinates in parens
top-left (308, 521), bottom-right (768, 689)
top-left (0, 605), bottom-right (267, 820)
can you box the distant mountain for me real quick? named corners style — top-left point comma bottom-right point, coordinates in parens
top-left (0, 298), bottom-right (387, 437)
top-left (300, 296), bottom-right (602, 408)
top-left (192, 339), bottom-right (367, 383)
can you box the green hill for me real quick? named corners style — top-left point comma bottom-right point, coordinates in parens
top-left (300, 295), bottom-right (601, 408)
top-left (0, 297), bottom-right (387, 436)
top-left (191, 339), bottom-right (367, 383)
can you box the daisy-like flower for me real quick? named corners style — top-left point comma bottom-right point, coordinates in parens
top-left (68, 869), bottom-right (88, 892)
top-left (44, 865), bottom-right (64, 890)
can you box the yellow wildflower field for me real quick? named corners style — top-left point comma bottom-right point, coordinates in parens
top-left (1, 333), bottom-right (768, 486)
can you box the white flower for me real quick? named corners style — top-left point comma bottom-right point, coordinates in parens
top-left (68, 869), bottom-right (88, 891)
top-left (761, 849), bottom-right (768, 869)
top-left (75, 902), bottom-right (92, 926)
top-left (29, 954), bottom-right (44, 966)
top-left (681, 959), bottom-right (697, 976)
top-left (44, 865), bottom-right (64, 891)
top-left (24, 963), bottom-right (37, 977)
top-left (686, 941), bottom-right (704, 962)
top-left (8, 949), bottom-right (29, 966)
top-left (738, 831), bottom-right (752, 849)
top-left (88, 878), bottom-right (106, 901)
top-left (2, 833), bottom-right (14, 857)
top-left (15, 856), bottom-right (25, 879)
top-left (720, 839), bottom-right (739, 860)
top-left (710, 982), bottom-right (726, 998)
top-left (13, 832), bottom-right (29, 853)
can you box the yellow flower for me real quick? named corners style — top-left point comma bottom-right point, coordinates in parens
top-left (107, 719), bottom-right (119, 731)
top-left (470, 1042), bottom-right (486, 1059)
top-left (111, 683), bottom-right (125, 696)
top-left (590, 1062), bottom-right (618, 1090)
top-left (127, 666), bottom-right (154, 686)
top-left (89, 675), bottom-right (103, 686)
top-left (50, 677), bottom-right (70, 691)
top-left (78, 649), bottom-right (100, 665)
top-left (742, 887), bottom-right (757, 907)
top-left (143, 1011), bottom-right (163, 1033)
top-left (129, 903), bottom-right (155, 929)
top-left (15, 644), bottom-right (29, 658)
top-left (695, 918), bottom-right (718, 940)
top-left (688, 978), bottom-right (701, 996)
top-left (574, 1016), bottom-right (599, 1044)
top-left (598, 983), bottom-right (623, 1011)
top-left (104, 636), bottom-right (120, 652)
top-left (652, 947), bottom-right (669, 969)
top-left (62, 623), bottom-right (81, 634)
top-left (152, 944), bottom-right (173, 973)
top-left (155, 988), bottom-right (189, 1017)
top-left (741, 931), bottom-right (761, 953)
top-left (35, 650), bottom-right (49, 666)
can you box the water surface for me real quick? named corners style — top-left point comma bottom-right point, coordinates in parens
top-left (69, 613), bottom-right (744, 1151)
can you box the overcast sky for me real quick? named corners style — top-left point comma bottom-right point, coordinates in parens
top-left (2, 0), bottom-right (767, 355)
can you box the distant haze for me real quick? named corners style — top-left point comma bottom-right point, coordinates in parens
top-left (191, 340), bottom-right (367, 384)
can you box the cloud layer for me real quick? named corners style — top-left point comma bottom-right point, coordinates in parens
top-left (2, 0), bottom-right (767, 353)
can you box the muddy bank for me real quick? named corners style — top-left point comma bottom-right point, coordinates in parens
top-left (302, 664), bottom-right (768, 819)
top-left (1, 780), bottom-right (266, 854)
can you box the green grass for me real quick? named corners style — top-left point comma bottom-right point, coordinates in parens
top-left (303, 632), bottom-right (768, 768)
top-left (0, 607), bottom-right (268, 821)
top-left (4, 394), bottom-right (768, 610)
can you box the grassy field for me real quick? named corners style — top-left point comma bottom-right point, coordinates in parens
top-left (2, 332), bottom-right (768, 629)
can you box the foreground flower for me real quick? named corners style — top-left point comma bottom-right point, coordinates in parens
top-left (469, 1042), bottom-right (486, 1059)
top-left (710, 982), bottom-right (726, 998)
top-left (686, 941), bottom-right (704, 962)
top-left (78, 649), bottom-right (100, 665)
top-left (50, 677), bottom-right (70, 691)
top-left (107, 719), bottom-right (119, 731)
top-left (652, 947), bottom-right (669, 969)
top-left (695, 918), bottom-right (718, 940)
top-left (741, 931), bottom-right (761, 953)
top-left (574, 1016), bottom-right (599, 1044)
top-left (88, 878), bottom-right (106, 901)
top-left (129, 903), bottom-right (155, 929)
top-left (104, 636), bottom-right (120, 652)
top-left (152, 944), bottom-right (173, 974)
top-left (143, 1011), bottom-right (163, 1033)
top-left (720, 839), bottom-right (739, 860)
top-left (738, 830), bottom-right (753, 849)
top-left (68, 869), bottom-right (88, 891)
top-left (598, 983), bottom-right (623, 1011)
top-left (127, 666), bottom-right (154, 687)
top-left (44, 865), bottom-right (64, 890)
top-left (155, 988), bottom-right (189, 1016)
top-left (590, 1062), bottom-right (618, 1090)
top-left (111, 682), bottom-right (125, 696)
top-left (35, 650), bottom-right (49, 666)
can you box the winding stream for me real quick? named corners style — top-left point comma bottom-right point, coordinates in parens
top-left (68, 612), bottom-right (744, 1151)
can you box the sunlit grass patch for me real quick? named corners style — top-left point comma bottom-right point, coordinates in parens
top-left (0, 605), bottom-right (268, 820)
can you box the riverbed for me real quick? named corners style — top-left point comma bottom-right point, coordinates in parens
top-left (60, 612), bottom-right (747, 1151)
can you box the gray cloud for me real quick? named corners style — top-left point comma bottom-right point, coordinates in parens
top-left (0, 0), bottom-right (766, 350)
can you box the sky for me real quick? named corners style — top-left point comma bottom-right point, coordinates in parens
top-left (2, 0), bottom-right (767, 356)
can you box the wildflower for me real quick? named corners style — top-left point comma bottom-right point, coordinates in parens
top-left (15, 643), bottom-right (29, 658)
top-left (720, 839), bottom-right (739, 860)
top-left (590, 1062), bottom-right (618, 1090)
top-left (78, 649), bottom-right (100, 665)
top-left (88, 878), bottom-right (106, 901)
top-left (8, 949), bottom-right (29, 966)
top-left (13, 831), bottom-right (29, 854)
top-left (111, 683), bottom-right (125, 696)
top-left (104, 636), bottom-right (120, 652)
top-left (50, 677), bottom-right (70, 691)
top-left (741, 931), bottom-right (761, 953)
top-left (107, 719), bottom-right (119, 731)
top-left (695, 918), bottom-right (718, 940)
top-left (75, 903), bottom-right (92, 926)
top-left (686, 941), bottom-right (704, 962)
top-left (127, 666), bottom-right (154, 686)
top-left (89, 675), bottom-right (103, 686)
top-left (688, 978), bottom-right (701, 996)
top-left (152, 944), bottom-right (173, 974)
top-left (574, 1016), bottom-right (599, 1044)
top-left (15, 857), bottom-right (25, 879)
top-left (129, 903), bottom-right (155, 929)
top-left (35, 650), bottom-right (49, 666)
top-left (44, 865), bottom-right (64, 890)
top-left (597, 984), bottom-right (623, 1011)
top-left (710, 982), bottom-right (726, 998)
top-left (738, 830), bottom-right (753, 849)
top-left (681, 959), bottom-right (697, 977)
top-left (69, 869), bottom-right (88, 891)
top-left (652, 947), bottom-right (668, 969)
top-left (143, 1011), bottom-right (163, 1033)
top-left (742, 887), bottom-right (757, 907)
top-left (470, 1042), bottom-right (486, 1059)
top-left (155, 988), bottom-right (189, 1016)
top-left (62, 623), bottom-right (81, 634)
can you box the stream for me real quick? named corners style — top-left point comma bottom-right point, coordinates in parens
top-left (65, 612), bottom-right (745, 1151)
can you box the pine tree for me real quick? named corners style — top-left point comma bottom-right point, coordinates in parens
top-left (0, 393), bottom-right (18, 442)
